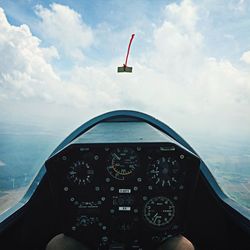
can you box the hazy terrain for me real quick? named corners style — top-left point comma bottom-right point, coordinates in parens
top-left (193, 137), bottom-right (250, 209)
top-left (0, 122), bottom-right (249, 214)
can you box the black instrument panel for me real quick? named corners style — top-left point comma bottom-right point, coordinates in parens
top-left (45, 143), bottom-right (199, 250)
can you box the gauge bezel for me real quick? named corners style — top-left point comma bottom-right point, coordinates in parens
top-left (143, 196), bottom-right (175, 228)
top-left (66, 153), bottom-right (96, 186)
top-left (107, 146), bottom-right (140, 180)
top-left (147, 154), bottom-right (183, 189)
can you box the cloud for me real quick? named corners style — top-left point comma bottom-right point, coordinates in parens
top-left (35, 3), bottom-right (94, 61)
top-left (240, 51), bottom-right (250, 64)
top-left (0, 6), bottom-right (122, 112)
top-left (229, 0), bottom-right (247, 12)
top-left (107, 0), bottom-right (250, 136)
top-left (151, 4), bottom-right (203, 77)
top-left (164, 0), bottom-right (198, 32)
top-left (0, 160), bottom-right (6, 167)
top-left (0, 7), bottom-right (60, 101)
top-left (0, 0), bottom-right (250, 139)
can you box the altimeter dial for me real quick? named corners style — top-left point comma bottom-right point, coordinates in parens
top-left (67, 160), bottom-right (94, 185)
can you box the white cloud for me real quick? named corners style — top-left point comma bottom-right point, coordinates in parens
top-left (0, 7), bottom-right (60, 101)
top-left (67, 66), bottom-right (121, 108)
top-left (35, 3), bottom-right (94, 61)
top-left (229, 0), bottom-right (247, 12)
top-left (0, 6), bottom-right (120, 110)
top-left (165, 0), bottom-right (198, 32)
top-left (0, 0), bottom-right (250, 139)
top-left (240, 51), bottom-right (250, 64)
top-left (107, 0), bottom-right (250, 136)
top-left (0, 160), bottom-right (6, 167)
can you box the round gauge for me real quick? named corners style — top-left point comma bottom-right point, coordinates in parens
top-left (144, 196), bottom-right (175, 227)
top-left (148, 156), bottom-right (180, 188)
top-left (75, 215), bottom-right (98, 227)
top-left (67, 160), bottom-right (94, 185)
top-left (107, 147), bottom-right (139, 180)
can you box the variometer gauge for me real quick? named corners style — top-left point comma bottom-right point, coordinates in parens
top-left (144, 196), bottom-right (175, 227)
top-left (67, 160), bottom-right (94, 185)
top-left (107, 147), bottom-right (139, 180)
top-left (148, 156), bottom-right (181, 188)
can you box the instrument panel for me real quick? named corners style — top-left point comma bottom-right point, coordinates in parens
top-left (46, 143), bottom-right (199, 250)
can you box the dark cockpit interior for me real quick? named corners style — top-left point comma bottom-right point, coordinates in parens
top-left (45, 121), bottom-right (200, 249)
top-left (0, 111), bottom-right (249, 250)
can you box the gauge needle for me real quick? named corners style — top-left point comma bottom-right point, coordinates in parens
top-left (153, 213), bottom-right (159, 223)
top-left (113, 153), bottom-right (121, 160)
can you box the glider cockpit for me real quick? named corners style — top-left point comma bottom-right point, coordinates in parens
top-left (45, 121), bottom-right (199, 249)
top-left (0, 110), bottom-right (249, 250)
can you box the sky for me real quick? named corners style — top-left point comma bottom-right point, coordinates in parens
top-left (0, 0), bottom-right (250, 144)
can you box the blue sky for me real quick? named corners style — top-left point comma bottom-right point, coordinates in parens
top-left (0, 0), bottom-right (250, 142)
top-left (1, 0), bottom-right (250, 63)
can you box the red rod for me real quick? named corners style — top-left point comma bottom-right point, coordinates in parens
top-left (124, 34), bottom-right (135, 67)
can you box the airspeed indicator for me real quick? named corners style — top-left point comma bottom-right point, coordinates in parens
top-left (107, 147), bottom-right (139, 180)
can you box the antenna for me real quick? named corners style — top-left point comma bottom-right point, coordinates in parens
top-left (118, 34), bottom-right (135, 73)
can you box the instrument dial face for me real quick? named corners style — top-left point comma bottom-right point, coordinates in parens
top-left (67, 160), bottom-right (94, 185)
top-left (107, 147), bottom-right (139, 180)
top-left (148, 156), bottom-right (180, 188)
top-left (144, 196), bottom-right (175, 227)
